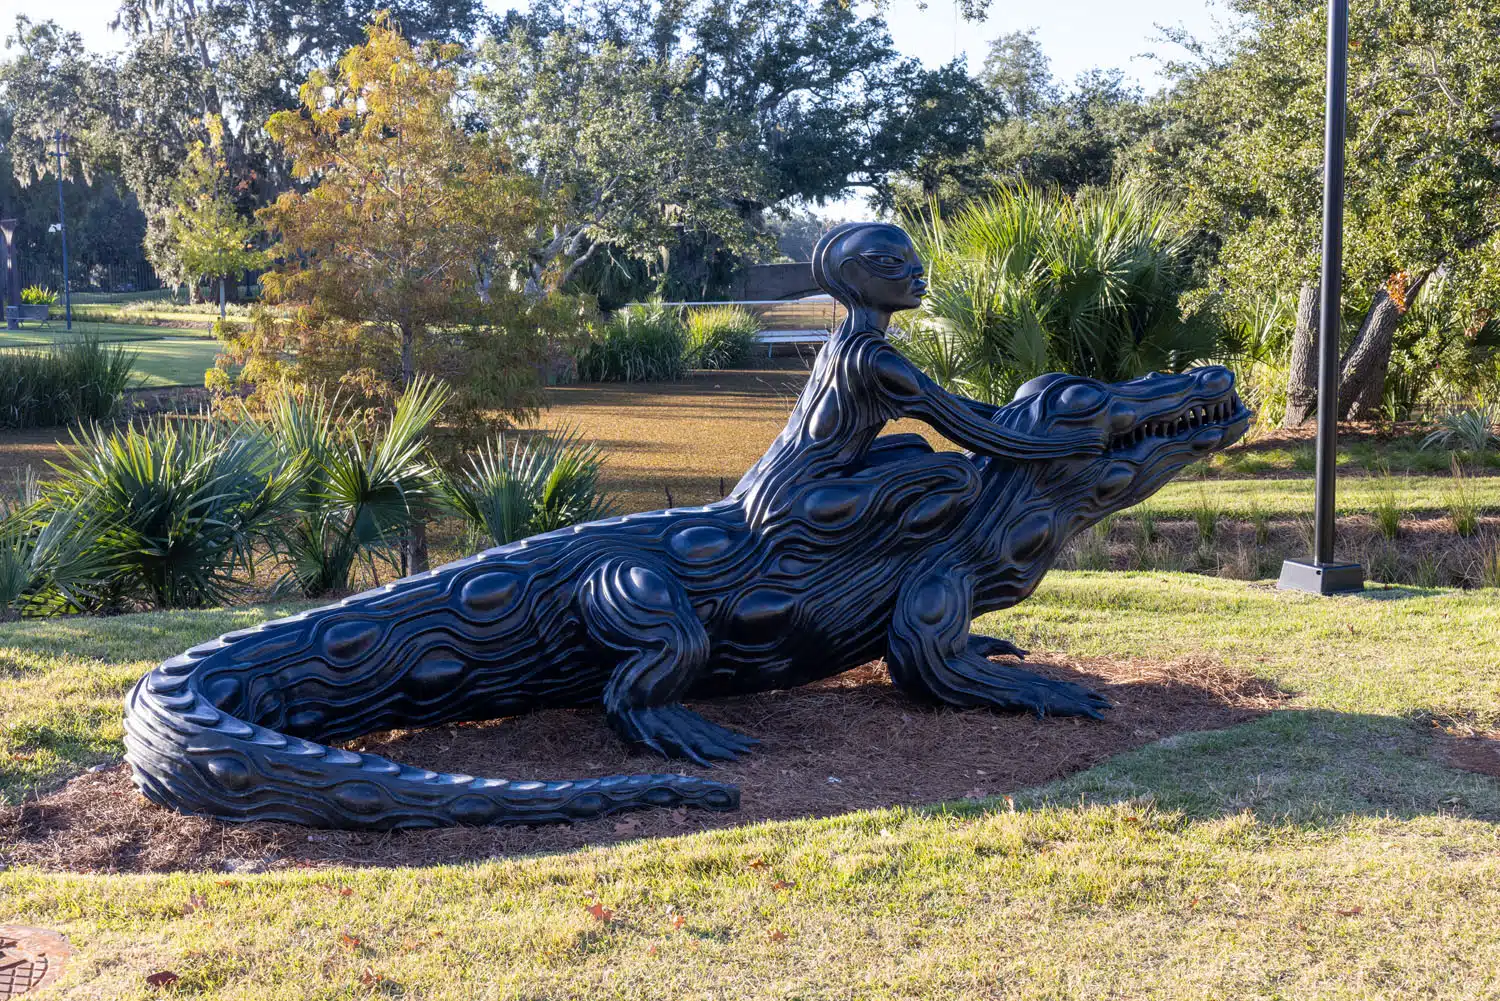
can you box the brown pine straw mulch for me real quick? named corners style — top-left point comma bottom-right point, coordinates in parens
top-left (0, 655), bottom-right (1287, 875)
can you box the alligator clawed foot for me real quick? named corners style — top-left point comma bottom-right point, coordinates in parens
top-left (611, 704), bottom-right (759, 767)
top-left (968, 635), bottom-right (1028, 660)
top-left (1017, 676), bottom-right (1112, 721)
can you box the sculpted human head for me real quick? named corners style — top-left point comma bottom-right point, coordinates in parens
top-left (812, 222), bottom-right (927, 320)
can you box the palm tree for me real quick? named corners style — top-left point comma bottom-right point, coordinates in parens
top-left (899, 182), bottom-right (1222, 403)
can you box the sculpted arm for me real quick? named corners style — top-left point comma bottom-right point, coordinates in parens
top-left (872, 345), bottom-right (1103, 459)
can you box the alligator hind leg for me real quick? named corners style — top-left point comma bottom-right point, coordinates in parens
top-left (885, 563), bottom-right (1108, 718)
top-left (580, 558), bottom-right (757, 766)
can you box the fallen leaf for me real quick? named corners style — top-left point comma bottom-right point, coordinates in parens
top-left (613, 817), bottom-right (643, 835)
top-left (358, 968), bottom-right (384, 986)
top-left (586, 903), bottom-right (614, 923)
top-left (183, 893), bottom-right (207, 914)
top-left (146, 971), bottom-right (180, 988)
top-left (669, 914), bottom-right (686, 930)
top-left (215, 880), bottom-right (233, 887)
top-left (1003, 795), bottom-right (1016, 812)
top-left (1124, 815), bottom-right (1140, 825)
top-left (746, 857), bottom-right (769, 871)
top-left (340, 932), bottom-right (362, 950)
top-left (767, 929), bottom-right (787, 942)
top-left (647, 943), bottom-right (659, 956)
top-left (668, 808), bottom-right (690, 827)
top-left (769, 879), bottom-right (792, 891)
top-left (1336, 906), bottom-right (1363, 917)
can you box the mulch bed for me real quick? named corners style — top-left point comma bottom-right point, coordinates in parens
top-left (0, 654), bottom-right (1284, 874)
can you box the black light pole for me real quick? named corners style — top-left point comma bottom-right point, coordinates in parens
top-left (49, 131), bottom-right (73, 332)
top-left (1279, 0), bottom-right (1363, 594)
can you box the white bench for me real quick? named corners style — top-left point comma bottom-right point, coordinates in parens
top-left (755, 328), bottom-right (830, 356)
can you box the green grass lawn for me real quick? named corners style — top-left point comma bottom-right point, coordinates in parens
top-left (3, 574), bottom-right (1500, 998)
top-left (1134, 472), bottom-right (1500, 519)
top-left (0, 320), bottom-right (220, 388)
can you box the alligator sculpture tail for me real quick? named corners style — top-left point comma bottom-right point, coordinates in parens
top-left (123, 608), bottom-right (738, 830)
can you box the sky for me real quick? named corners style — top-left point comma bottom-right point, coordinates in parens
top-left (0, 0), bottom-right (1229, 86)
top-left (0, 0), bottom-right (1232, 213)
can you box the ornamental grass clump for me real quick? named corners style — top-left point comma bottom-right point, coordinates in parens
top-left (684, 306), bottom-right (759, 370)
top-left (0, 336), bottom-right (136, 429)
top-left (1445, 456), bottom-right (1480, 538)
top-left (575, 303), bottom-right (687, 382)
top-left (443, 427), bottom-right (614, 548)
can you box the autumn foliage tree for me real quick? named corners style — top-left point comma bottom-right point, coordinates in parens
top-left (247, 16), bottom-right (544, 396)
top-left (219, 17), bottom-right (584, 570)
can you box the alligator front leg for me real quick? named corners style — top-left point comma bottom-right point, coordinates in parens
top-left (580, 558), bottom-right (758, 766)
top-left (885, 563), bottom-right (1109, 719)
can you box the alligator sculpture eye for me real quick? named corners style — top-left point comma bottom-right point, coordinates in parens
top-left (1056, 383), bottom-right (1106, 414)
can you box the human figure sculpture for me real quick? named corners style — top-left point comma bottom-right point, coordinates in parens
top-left (123, 223), bottom-right (1250, 830)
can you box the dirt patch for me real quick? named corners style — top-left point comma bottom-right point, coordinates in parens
top-left (1441, 732), bottom-right (1500, 779)
top-left (0, 654), bottom-right (1284, 874)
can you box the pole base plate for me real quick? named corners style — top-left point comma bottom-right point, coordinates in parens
top-left (1277, 559), bottom-right (1364, 595)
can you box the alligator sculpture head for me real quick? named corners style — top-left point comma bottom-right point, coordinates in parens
top-left (969, 367), bottom-right (1252, 592)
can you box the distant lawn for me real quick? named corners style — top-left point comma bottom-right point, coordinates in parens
top-left (3, 574), bottom-right (1500, 998)
top-left (0, 320), bottom-right (220, 388)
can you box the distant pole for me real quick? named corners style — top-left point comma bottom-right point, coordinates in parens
top-left (1279, 0), bottom-right (1362, 594)
top-left (50, 131), bottom-right (72, 331)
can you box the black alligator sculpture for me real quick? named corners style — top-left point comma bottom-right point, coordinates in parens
top-left (124, 222), bottom-right (1250, 829)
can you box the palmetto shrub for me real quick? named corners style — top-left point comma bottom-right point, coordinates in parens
top-left (263, 379), bottom-right (446, 598)
top-left (1421, 403), bottom-right (1500, 455)
top-left (0, 336), bottom-right (137, 429)
top-left (44, 418), bottom-right (295, 610)
top-left (684, 306), bottom-right (759, 370)
top-left (444, 427), bottom-right (613, 548)
top-left (575, 302), bottom-right (687, 382)
top-left (900, 182), bottom-right (1221, 404)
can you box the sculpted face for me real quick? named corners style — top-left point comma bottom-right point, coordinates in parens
top-left (828, 224), bottom-right (928, 312)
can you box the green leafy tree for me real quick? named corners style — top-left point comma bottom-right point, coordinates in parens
top-left (1140, 0), bottom-right (1500, 421)
top-left (475, 30), bottom-right (768, 293)
top-left (160, 116), bottom-right (267, 317)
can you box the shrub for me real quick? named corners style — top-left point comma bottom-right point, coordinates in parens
top-left (45, 417), bottom-right (295, 610)
top-left (0, 505), bottom-right (110, 619)
top-left (684, 306), bottom-right (759, 370)
top-left (262, 380), bottom-right (445, 598)
top-left (903, 182), bottom-right (1221, 403)
top-left (20, 286), bottom-right (59, 306)
top-left (575, 302), bottom-right (689, 383)
top-left (0, 336), bottom-right (137, 429)
top-left (443, 427), bottom-right (613, 548)
top-left (1421, 403), bottom-right (1500, 455)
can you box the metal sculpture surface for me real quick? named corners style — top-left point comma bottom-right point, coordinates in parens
top-left (124, 223), bottom-right (1250, 829)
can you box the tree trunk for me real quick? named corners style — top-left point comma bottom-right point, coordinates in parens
top-left (1337, 271), bottom-right (1428, 421)
top-left (219, 277), bottom-right (226, 319)
top-left (1282, 283), bottom-right (1319, 427)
